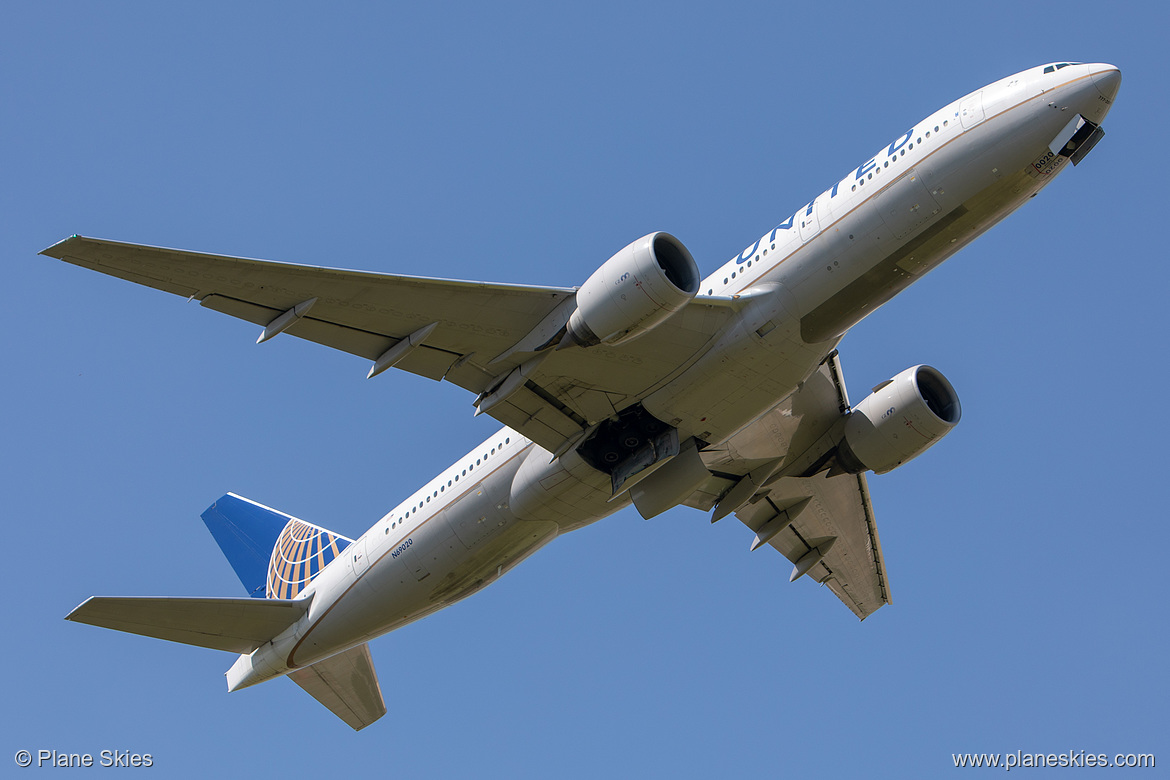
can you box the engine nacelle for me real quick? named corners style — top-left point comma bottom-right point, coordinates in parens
top-left (838, 365), bottom-right (961, 475)
top-left (564, 232), bottom-right (699, 347)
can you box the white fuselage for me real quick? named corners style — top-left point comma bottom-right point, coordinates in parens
top-left (228, 62), bottom-right (1119, 690)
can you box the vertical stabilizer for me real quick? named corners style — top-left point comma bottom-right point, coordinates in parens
top-left (201, 493), bottom-right (352, 599)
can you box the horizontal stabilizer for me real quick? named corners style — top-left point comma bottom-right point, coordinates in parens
top-left (65, 596), bottom-right (310, 653)
top-left (289, 643), bottom-right (386, 731)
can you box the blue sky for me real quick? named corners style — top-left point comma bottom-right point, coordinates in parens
top-left (4, 2), bottom-right (1166, 776)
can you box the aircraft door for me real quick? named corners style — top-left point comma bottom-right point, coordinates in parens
top-left (798, 197), bottom-right (822, 243)
top-left (350, 536), bottom-right (370, 577)
top-left (959, 92), bottom-right (984, 129)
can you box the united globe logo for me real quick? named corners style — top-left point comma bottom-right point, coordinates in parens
top-left (266, 518), bottom-right (350, 599)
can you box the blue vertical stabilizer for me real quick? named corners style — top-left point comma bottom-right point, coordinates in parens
top-left (202, 494), bottom-right (290, 598)
top-left (201, 493), bottom-right (352, 599)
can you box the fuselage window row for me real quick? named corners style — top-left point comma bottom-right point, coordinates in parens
top-left (694, 112), bottom-right (963, 294)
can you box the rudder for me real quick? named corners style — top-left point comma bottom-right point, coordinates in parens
top-left (202, 493), bottom-right (352, 599)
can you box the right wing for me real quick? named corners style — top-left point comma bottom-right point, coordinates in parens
top-left (41, 236), bottom-right (737, 453)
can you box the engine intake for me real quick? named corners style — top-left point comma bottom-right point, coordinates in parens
top-left (563, 232), bottom-right (699, 348)
top-left (837, 365), bottom-right (961, 474)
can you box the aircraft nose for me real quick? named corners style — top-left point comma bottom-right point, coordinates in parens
top-left (1089, 63), bottom-right (1121, 103)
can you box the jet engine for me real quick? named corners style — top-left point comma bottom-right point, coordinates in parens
top-left (836, 365), bottom-right (961, 474)
top-left (562, 232), bottom-right (700, 348)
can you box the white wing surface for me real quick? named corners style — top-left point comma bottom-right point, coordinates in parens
top-left (734, 471), bottom-right (889, 619)
top-left (42, 236), bottom-right (736, 453)
top-left (691, 353), bottom-right (891, 619)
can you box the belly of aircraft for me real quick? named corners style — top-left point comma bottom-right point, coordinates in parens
top-left (798, 167), bottom-right (1044, 343)
top-left (288, 513), bottom-right (560, 669)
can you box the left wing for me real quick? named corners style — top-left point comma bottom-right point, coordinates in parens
top-left (42, 236), bottom-right (736, 453)
top-left (732, 470), bottom-right (890, 620)
top-left (689, 352), bottom-right (891, 619)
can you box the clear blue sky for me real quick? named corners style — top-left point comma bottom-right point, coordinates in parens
top-left (4, 2), bottom-right (1165, 776)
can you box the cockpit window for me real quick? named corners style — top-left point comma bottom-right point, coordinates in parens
top-left (1043, 62), bottom-right (1079, 74)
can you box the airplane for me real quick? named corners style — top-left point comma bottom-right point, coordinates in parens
top-left (49, 62), bottom-right (1120, 730)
